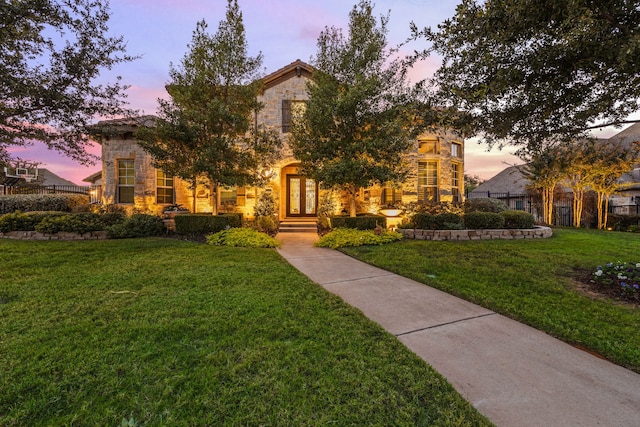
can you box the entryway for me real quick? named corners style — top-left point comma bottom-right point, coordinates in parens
top-left (286, 175), bottom-right (318, 217)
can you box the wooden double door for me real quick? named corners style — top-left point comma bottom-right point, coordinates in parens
top-left (286, 175), bottom-right (317, 217)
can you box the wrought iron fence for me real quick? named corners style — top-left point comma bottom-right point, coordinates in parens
top-left (1, 184), bottom-right (102, 204)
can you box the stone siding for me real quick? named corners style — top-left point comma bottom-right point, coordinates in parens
top-left (399, 226), bottom-right (552, 241)
top-left (0, 231), bottom-right (108, 240)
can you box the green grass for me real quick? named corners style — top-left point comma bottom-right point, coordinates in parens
top-left (342, 228), bottom-right (640, 372)
top-left (0, 238), bottom-right (490, 426)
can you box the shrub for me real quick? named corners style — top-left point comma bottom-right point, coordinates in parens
top-left (607, 214), bottom-right (640, 232)
top-left (464, 197), bottom-right (508, 213)
top-left (35, 213), bottom-right (105, 234)
top-left (206, 228), bottom-right (279, 248)
top-left (106, 214), bottom-right (165, 239)
top-left (0, 211), bottom-right (65, 232)
top-left (317, 191), bottom-right (337, 230)
top-left (329, 215), bottom-right (386, 230)
top-left (253, 191), bottom-right (276, 217)
top-left (464, 211), bottom-right (505, 229)
top-left (254, 215), bottom-right (278, 235)
top-left (315, 228), bottom-right (403, 249)
top-left (174, 213), bottom-right (243, 236)
top-left (501, 210), bottom-right (535, 229)
top-left (403, 201), bottom-right (464, 216)
top-left (0, 194), bottom-right (89, 214)
top-left (411, 212), bottom-right (464, 230)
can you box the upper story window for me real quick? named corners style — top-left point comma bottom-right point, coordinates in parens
top-left (418, 138), bottom-right (439, 154)
top-left (451, 142), bottom-right (463, 158)
top-left (418, 161), bottom-right (439, 202)
top-left (282, 100), bottom-right (307, 133)
top-left (117, 159), bottom-right (134, 204)
top-left (156, 170), bottom-right (174, 204)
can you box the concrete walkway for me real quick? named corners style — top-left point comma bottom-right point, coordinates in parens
top-left (276, 232), bottom-right (640, 427)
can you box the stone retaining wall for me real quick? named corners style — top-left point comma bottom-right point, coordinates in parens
top-left (0, 231), bottom-right (108, 241)
top-left (399, 226), bottom-right (552, 241)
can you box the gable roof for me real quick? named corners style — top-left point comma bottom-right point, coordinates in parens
top-left (261, 59), bottom-right (313, 91)
top-left (470, 165), bottom-right (530, 195)
top-left (38, 168), bottom-right (78, 186)
top-left (609, 122), bottom-right (640, 145)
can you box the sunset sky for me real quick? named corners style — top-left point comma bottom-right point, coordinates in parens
top-left (14, 0), bottom-right (623, 184)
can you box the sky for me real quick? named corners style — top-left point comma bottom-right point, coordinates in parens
top-left (12, 0), bottom-right (624, 185)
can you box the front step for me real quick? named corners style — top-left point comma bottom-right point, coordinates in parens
top-left (278, 219), bottom-right (318, 233)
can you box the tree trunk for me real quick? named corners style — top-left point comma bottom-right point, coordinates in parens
top-left (596, 192), bottom-right (606, 229)
top-left (192, 185), bottom-right (197, 213)
top-left (348, 185), bottom-right (357, 217)
top-left (573, 189), bottom-right (584, 228)
top-left (542, 185), bottom-right (555, 225)
top-left (211, 182), bottom-right (219, 215)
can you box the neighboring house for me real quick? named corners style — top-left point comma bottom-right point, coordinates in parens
top-left (89, 60), bottom-right (465, 220)
top-left (470, 123), bottom-right (640, 218)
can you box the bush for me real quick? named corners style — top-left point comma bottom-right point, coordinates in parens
top-left (464, 198), bottom-right (508, 213)
top-left (174, 213), bottom-right (243, 236)
top-left (106, 214), bottom-right (165, 239)
top-left (411, 212), bottom-right (464, 230)
top-left (501, 210), bottom-right (535, 229)
top-left (607, 214), bottom-right (640, 232)
top-left (464, 211), bottom-right (505, 229)
top-left (254, 215), bottom-right (278, 235)
top-left (329, 215), bottom-right (386, 230)
top-left (592, 261), bottom-right (640, 303)
top-left (0, 194), bottom-right (89, 214)
top-left (315, 228), bottom-right (403, 249)
top-left (253, 191), bottom-right (276, 217)
top-left (0, 211), bottom-right (65, 232)
top-left (35, 213), bottom-right (106, 234)
top-left (206, 228), bottom-right (279, 248)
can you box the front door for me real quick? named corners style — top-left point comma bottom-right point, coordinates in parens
top-left (286, 175), bottom-right (317, 217)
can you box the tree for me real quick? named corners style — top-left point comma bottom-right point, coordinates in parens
top-left (586, 140), bottom-right (640, 229)
top-left (463, 174), bottom-right (483, 193)
top-left (137, 0), bottom-right (281, 214)
top-left (290, 0), bottom-right (416, 217)
top-left (519, 144), bottom-right (567, 225)
top-left (423, 0), bottom-right (640, 151)
top-left (1, 0), bottom-right (136, 165)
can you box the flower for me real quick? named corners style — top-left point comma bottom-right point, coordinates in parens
top-left (595, 270), bottom-right (604, 277)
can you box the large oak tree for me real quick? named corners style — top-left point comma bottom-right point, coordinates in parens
top-left (1, 0), bottom-right (135, 165)
top-left (423, 0), bottom-right (640, 150)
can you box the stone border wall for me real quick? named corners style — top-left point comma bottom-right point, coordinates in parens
top-left (0, 231), bottom-right (108, 241)
top-left (399, 226), bottom-right (552, 241)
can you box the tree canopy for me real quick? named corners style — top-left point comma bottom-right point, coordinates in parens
top-left (136, 0), bottom-right (281, 213)
top-left (423, 0), bottom-right (640, 150)
top-left (290, 0), bottom-right (417, 216)
top-left (0, 0), bottom-right (136, 165)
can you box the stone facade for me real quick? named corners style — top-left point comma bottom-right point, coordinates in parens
top-left (91, 60), bottom-right (465, 221)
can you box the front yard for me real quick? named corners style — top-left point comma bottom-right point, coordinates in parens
top-left (0, 238), bottom-right (489, 426)
top-left (342, 228), bottom-right (640, 373)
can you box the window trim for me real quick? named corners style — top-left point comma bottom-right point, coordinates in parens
top-left (117, 159), bottom-right (135, 204)
top-left (451, 141), bottom-right (463, 158)
top-left (418, 138), bottom-right (440, 155)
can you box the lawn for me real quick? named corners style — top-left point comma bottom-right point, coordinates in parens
top-left (342, 228), bottom-right (640, 373)
top-left (0, 238), bottom-right (490, 426)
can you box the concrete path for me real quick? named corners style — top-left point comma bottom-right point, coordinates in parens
top-left (276, 232), bottom-right (640, 427)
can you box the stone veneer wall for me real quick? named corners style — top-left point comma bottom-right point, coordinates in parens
top-left (0, 231), bottom-right (108, 240)
top-left (399, 226), bottom-right (552, 241)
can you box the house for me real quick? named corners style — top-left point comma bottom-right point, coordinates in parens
top-left (89, 60), bottom-right (465, 220)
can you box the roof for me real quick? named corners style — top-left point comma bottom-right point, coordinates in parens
top-left (82, 171), bottom-right (102, 184)
top-left (470, 165), bottom-right (530, 195)
top-left (609, 122), bottom-right (640, 145)
top-left (261, 59), bottom-right (314, 91)
top-left (37, 169), bottom-right (78, 186)
top-left (87, 115), bottom-right (157, 141)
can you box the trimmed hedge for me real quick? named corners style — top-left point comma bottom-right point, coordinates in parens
top-left (500, 210), bottom-right (535, 229)
top-left (464, 211), bottom-right (505, 229)
top-left (315, 228), bottom-right (403, 249)
top-left (35, 213), bottom-right (107, 234)
top-left (174, 213), bottom-right (243, 236)
top-left (0, 211), bottom-right (66, 232)
top-left (0, 194), bottom-right (89, 214)
top-left (206, 228), bottom-right (279, 248)
top-left (464, 198), bottom-right (508, 213)
top-left (412, 213), bottom-right (464, 230)
top-left (106, 214), bottom-right (165, 239)
top-left (607, 214), bottom-right (640, 232)
top-left (329, 215), bottom-right (386, 230)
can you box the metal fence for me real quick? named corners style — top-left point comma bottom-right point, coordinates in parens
top-left (1, 184), bottom-right (102, 204)
top-left (466, 191), bottom-right (598, 227)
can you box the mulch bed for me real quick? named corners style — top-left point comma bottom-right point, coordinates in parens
top-left (571, 269), bottom-right (639, 308)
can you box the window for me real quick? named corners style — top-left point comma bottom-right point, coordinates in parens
top-left (451, 163), bottom-right (462, 202)
top-left (156, 170), bottom-right (174, 204)
top-left (381, 184), bottom-right (402, 205)
top-left (220, 187), bottom-right (237, 204)
top-left (117, 159), bottom-right (134, 204)
top-left (418, 138), bottom-right (439, 154)
top-left (418, 161), bottom-right (438, 202)
top-left (451, 142), bottom-right (463, 158)
top-left (282, 100), bottom-right (306, 133)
